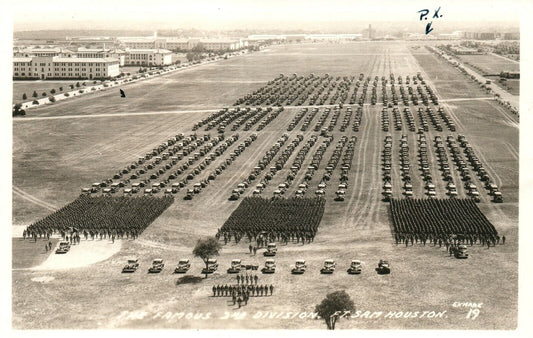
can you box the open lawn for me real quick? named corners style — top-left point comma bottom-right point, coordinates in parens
top-left (12, 41), bottom-right (518, 329)
top-left (458, 54), bottom-right (519, 75)
top-left (12, 80), bottom-right (84, 104)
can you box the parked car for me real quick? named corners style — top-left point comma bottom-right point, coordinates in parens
top-left (347, 260), bottom-right (362, 274)
top-left (376, 260), bottom-right (390, 274)
top-left (148, 259), bottom-right (164, 273)
top-left (55, 241), bottom-right (71, 254)
top-left (261, 259), bottom-right (276, 274)
top-left (291, 259), bottom-right (307, 274)
top-left (320, 259), bottom-right (336, 274)
top-left (122, 259), bottom-right (139, 273)
top-left (174, 258), bottom-right (191, 273)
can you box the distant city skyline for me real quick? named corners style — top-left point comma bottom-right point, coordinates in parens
top-left (8, 0), bottom-right (522, 32)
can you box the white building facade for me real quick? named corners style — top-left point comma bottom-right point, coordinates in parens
top-left (13, 56), bottom-right (120, 80)
top-left (124, 49), bottom-right (172, 66)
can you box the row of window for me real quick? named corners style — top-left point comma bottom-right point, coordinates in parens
top-left (13, 72), bottom-right (103, 77)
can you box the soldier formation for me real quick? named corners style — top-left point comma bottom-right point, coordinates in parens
top-left (212, 272), bottom-right (274, 308)
top-left (23, 195), bottom-right (173, 241)
top-left (218, 197), bottom-right (324, 245)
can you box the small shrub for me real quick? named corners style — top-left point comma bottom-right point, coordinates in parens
top-left (32, 91), bottom-right (38, 98)
top-left (42, 92), bottom-right (47, 96)
top-left (64, 92), bottom-right (70, 97)
top-left (50, 89), bottom-right (56, 94)
top-left (22, 93), bottom-right (27, 100)
top-left (59, 86), bottom-right (63, 91)
top-left (32, 100), bottom-right (39, 105)
top-left (49, 96), bottom-right (56, 102)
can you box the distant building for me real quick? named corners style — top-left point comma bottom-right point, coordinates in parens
top-left (463, 32), bottom-right (496, 40)
top-left (503, 32), bottom-right (520, 40)
top-left (13, 47), bottom-right (75, 58)
top-left (13, 56), bottom-right (120, 80)
top-left (76, 47), bottom-right (126, 66)
top-left (124, 49), bottom-right (172, 66)
top-left (117, 35), bottom-right (247, 51)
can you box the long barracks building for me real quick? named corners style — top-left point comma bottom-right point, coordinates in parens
top-left (13, 56), bottom-right (120, 80)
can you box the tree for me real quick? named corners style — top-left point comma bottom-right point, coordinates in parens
top-left (22, 93), bottom-right (27, 100)
top-left (186, 52), bottom-right (195, 62)
top-left (13, 103), bottom-right (26, 117)
top-left (50, 88), bottom-right (56, 94)
top-left (315, 290), bottom-right (355, 330)
top-left (32, 91), bottom-right (38, 98)
top-left (70, 84), bottom-right (74, 89)
top-left (193, 237), bottom-right (222, 278)
top-left (42, 92), bottom-right (47, 96)
top-left (76, 82), bottom-right (80, 88)
top-left (59, 86), bottom-right (63, 91)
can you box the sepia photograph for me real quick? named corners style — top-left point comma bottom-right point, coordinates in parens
top-left (5, 0), bottom-right (530, 333)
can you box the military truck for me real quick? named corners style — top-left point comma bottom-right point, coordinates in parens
top-left (320, 259), bottom-right (336, 274)
top-left (55, 241), bottom-right (71, 254)
top-left (261, 259), bottom-right (276, 274)
top-left (452, 245), bottom-right (469, 259)
top-left (174, 258), bottom-right (191, 273)
top-left (148, 259), bottom-right (164, 273)
top-left (122, 259), bottom-right (139, 273)
top-left (227, 259), bottom-right (243, 273)
top-left (263, 243), bottom-right (277, 257)
top-left (202, 259), bottom-right (219, 274)
top-left (376, 260), bottom-right (391, 274)
top-left (291, 259), bottom-right (307, 274)
top-left (347, 260), bottom-right (362, 274)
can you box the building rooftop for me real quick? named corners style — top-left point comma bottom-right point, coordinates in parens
top-left (126, 49), bottom-right (172, 54)
top-left (54, 57), bottom-right (120, 63)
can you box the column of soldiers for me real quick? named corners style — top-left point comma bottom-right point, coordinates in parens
top-left (393, 233), bottom-right (506, 248)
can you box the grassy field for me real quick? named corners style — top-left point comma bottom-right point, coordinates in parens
top-left (12, 42), bottom-right (518, 329)
top-left (458, 54), bottom-right (519, 75)
top-left (12, 80), bottom-right (84, 104)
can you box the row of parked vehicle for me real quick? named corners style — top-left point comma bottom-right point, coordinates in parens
top-left (123, 257), bottom-right (390, 276)
top-left (231, 134), bottom-right (303, 200)
top-left (434, 135), bottom-right (458, 198)
top-left (334, 136), bottom-right (357, 201)
top-left (382, 136), bottom-right (393, 201)
top-left (314, 136), bottom-right (348, 199)
top-left (232, 134), bottom-right (290, 199)
top-left (446, 136), bottom-right (482, 202)
top-left (183, 134), bottom-right (257, 200)
top-left (456, 135), bottom-right (502, 202)
top-left (418, 134), bottom-right (437, 198)
top-left (295, 137), bottom-right (333, 198)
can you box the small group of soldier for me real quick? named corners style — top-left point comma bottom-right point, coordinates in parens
top-left (236, 273), bottom-right (259, 285)
top-left (212, 284), bottom-right (274, 298)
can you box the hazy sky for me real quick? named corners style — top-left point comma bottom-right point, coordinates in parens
top-left (8, 0), bottom-right (523, 31)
